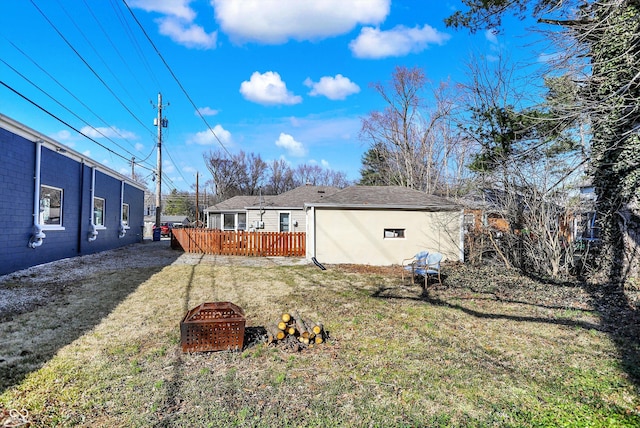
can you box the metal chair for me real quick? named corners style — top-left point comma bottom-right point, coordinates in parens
top-left (401, 251), bottom-right (429, 284)
top-left (417, 252), bottom-right (443, 286)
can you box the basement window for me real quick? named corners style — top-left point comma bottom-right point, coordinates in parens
top-left (384, 228), bottom-right (405, 239)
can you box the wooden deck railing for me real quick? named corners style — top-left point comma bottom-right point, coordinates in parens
top-left (171, 228), bottom-right (306, 257)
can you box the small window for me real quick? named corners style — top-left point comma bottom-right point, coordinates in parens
top-left (122, 203), bottom-right (130, 227)
top-left (279, 212), bottom-right (290, 232)
top-left (40, 185), bottom-right (63, 227)
top-left (94, 197), bottom-right (105, 227)
top-left (384, 228), bottom-right (405, 238)
top-left (223, 213), bottom-right (235, 230)
top-left (238, 212), bottom-right (247, 230)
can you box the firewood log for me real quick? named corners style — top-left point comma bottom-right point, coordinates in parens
top-left (267, 325), bottom-right (285, 343)
top-left (277, 321), bottom-right (287, 331)
top-left (312, 322), bottom-right (324, 336)
top-left (281, 312), bottom-right (291, 323)
top-left (291, 311), bottom-right (310, 339)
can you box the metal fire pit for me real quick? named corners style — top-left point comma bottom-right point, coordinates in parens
top-left (180, 302), bottom-right (245, 353)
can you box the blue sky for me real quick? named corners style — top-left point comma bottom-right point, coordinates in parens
top-left (0, 0), bottom-right (541, 192)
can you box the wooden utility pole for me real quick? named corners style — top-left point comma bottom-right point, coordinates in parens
top-left (195, 172), bottom-right (199, 226)
top-left (154, 93), bottom-right (168, 229)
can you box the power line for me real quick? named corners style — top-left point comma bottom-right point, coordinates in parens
top-left (121, 0), bottom-right (232, 158)
top-left (29, 0), bottom-right (155, 137)
top-left (2, 37), bottom-right (143, 154)
top-left (0, 59), bottom-right (146, 162)
top-left (0, 79), bottom-right (154, 172)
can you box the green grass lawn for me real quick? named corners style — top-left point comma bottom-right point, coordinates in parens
top-left (1, 246), bottom-right (639, 427)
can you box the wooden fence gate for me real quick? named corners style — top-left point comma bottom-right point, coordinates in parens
top-left (171, 229), bottom-right (306, 257)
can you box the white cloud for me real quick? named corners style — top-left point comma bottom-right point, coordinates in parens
top-left (188, 125), bottom-right (232, 145)
top-left (211, 0), bottom-right (389, 44)
top-left (135, 143), bottom-right (145, 152)
top-left (80, 126), bottom-right (137, 140)
top-left (196, 106), bottom-right (219, 116)
top-left (485, 29), bottom-right (499, 45)
top-left (157, 17), bottom-right (217, 49)
top-left (275, 133), bottom-right (306, 157)
top-left (240, 71), bottom-right (302, 105)
top-left (349, 24), bottom-right (450, 59)
top-left (304, 74), bottom-right (360, 100)
top-left (130, 0), bottom-right (196, 20)
top-left (131, 0), bottom-right (216, 49)
top-left (52, 130), bottom-right (72, 141)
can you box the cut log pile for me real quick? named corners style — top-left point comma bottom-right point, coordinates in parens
top-left (267, 311), bottom-right (327, 350)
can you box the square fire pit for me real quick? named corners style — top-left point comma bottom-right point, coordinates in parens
top-left (180, 302), bottom-right (245, 352)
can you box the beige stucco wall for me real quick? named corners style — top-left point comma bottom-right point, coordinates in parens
top-left (309, 208), bottom-right (462, 266)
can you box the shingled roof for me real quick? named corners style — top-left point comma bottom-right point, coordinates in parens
top-left (305, 186), bottom-right (460, 211)
top-left (205, 185), bottom-right (340, 211)
top-left (256, 185), bottom-right (339, 208)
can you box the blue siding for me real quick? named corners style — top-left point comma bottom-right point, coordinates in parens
top-left (0, 123), bottom-right (145, 275)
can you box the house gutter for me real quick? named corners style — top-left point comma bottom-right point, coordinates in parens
top-left (87, 167), bottom-right (98, 242)
top-left (29, 140), bottom-right (46, 248)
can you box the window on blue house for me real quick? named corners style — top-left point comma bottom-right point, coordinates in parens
top-left (122, 203), bottom-right (129, 227)
top-left (40, 185), bottom-right (63, 227)
top-left (94, 197), bottom-right (105, 227)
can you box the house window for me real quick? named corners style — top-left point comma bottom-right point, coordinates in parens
top-left (94, 197), bottom-right (105, 227)
top-left (238, 212), bottom-right (247, 230)
top-left (223, 213), bottom-right (235, 230)
top-left (122, 203), bottom-right (129, 227)
top-left (384, 228), bottom-right (405, 238)
top-left (279, 212), bottom-right (290, 232)
top-left (40, 185), bottom-right (63, 227)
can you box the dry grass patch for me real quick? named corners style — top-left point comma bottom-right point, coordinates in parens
top-left (1, 243), bottom-right (639, 427)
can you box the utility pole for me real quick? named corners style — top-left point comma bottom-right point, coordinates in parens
top-left (195, 172), bottom-right (200, 227)
top-left (153, 93), bottom-right (168, 229)
top-left (131, 157), bottom-right (135, 179)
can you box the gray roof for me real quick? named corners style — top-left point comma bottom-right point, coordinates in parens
top-left (205, 195), bottom-right (276, 212)
top-left (205, 186), bottom-right (340, 212)
top-left (260, 185), bottom-right (339, 208)
top-left (305, 186), bottom-right (460, 211)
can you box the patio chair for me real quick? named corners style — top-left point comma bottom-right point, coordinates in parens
top-left (401, 251), bottom-right (429, 284)
top-left (416, 252), bottom-right (443, 286)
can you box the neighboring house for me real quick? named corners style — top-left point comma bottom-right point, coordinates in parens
top-left (204, 185), bottom-right (339, 232)
top-left (305, 186), bottom-right (463, 266)
top-left (0, 113), bottom-right (145, 275)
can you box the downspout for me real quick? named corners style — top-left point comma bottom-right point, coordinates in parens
top-left (29, 140), bottom-right (46, 248)
top-left (118, 181), bottom-right (126, 238)
top-left (87, 167), bottom-right (98, 242)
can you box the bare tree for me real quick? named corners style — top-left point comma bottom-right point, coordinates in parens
top-left (266, 158), bottom-right (295, 195)
top-left (360, 66), bottom-right (464, 194)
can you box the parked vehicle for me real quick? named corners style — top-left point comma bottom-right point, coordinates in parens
top-left (153, 223), bottom-right (171, 237)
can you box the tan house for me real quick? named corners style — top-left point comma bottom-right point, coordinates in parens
top-left (305, 186), bottom-right (463, 266)
top-left (204, 185), bottom-right (339, 232)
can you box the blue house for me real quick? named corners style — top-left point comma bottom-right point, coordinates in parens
top-left (0, 114), bottom-right (146, 275)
